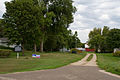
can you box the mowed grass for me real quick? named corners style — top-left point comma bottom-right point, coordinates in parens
top-left (87, 54), bottom-right (93, 61)
top-left (0, 52), bottom-right (86, 74)
top-left (97, 53), bottom-right (120, 75)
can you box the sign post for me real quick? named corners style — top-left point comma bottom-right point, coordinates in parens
top-left (17, 53), bottom-right (19, 59)
top-left (14, 45), bottom-right (22, 59)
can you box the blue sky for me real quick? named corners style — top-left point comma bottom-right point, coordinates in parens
top-left (0, 0), bottom-right (120, 43)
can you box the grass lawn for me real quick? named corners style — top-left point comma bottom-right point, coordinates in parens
top-left (87, 54), bottom-right (93, 61)
top-left (0, 51), bottom-right (86, 74)
top-left (97, 53), bottom-right (120, 75)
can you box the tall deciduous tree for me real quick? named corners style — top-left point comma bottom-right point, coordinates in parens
top-left (3, 0), bottom-right (42, 55)
top-left (106, 28), bottom-right (120, 52)
top-left (0, 19), bottom-right (4, 38)
top-left (37, 0), bottom-right (76, 52)
top-left (88, 28), bottom-right (102, 52)
top-left (100, 26), bottom-right (109, 52)
top-left (88, 26), bottom-right (119, 53)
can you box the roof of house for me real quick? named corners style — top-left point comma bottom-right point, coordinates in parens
top-left (0, 38), bottom-right (9, 43)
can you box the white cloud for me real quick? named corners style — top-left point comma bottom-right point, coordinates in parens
top-left (77, 29), bottom-right (91, 43)
top-left (0, 0), bottom-right (11, 17)
top-left (72, 29), bottom-right (91, 43)
top-left (99, 14), bottom-right (110, 20)
top-left (76, 5), bottom-right (88, 13)
top-left (97, 2), bottom-right (119, 9)
top-left (108, 21), bottom-right (118, 24)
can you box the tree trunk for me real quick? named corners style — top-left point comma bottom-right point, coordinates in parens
top-left (40, 40), bottom-right (43, 52)
top-left (95, 47), bottom-right (98, 53)
top-left (22, 43), bottom-right (25, 56)
top-left (34, 43), bottom-right (37, 52)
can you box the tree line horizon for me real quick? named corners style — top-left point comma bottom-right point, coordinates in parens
top-left (88, 26), bottom-right (120, 53)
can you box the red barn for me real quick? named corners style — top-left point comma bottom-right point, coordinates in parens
top-left (85, 48), bottom-right (95, 52)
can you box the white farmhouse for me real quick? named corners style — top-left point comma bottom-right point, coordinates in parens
top-left (85, 43), bottom-right (89, 48)
top-left (0, 38), bottom-right (16, 48)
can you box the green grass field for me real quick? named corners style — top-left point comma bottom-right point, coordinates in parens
top-left (87, 54), bottom-right (93, 61)
top-left (97, 53), bottom-right (120, 75)
top-left (0, 51), bottom-right (86, 74)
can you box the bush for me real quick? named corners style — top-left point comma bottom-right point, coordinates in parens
top-left (70, 48), bottom-right (82, 54)
top-left (0, 49), bottom-right (12, 58)
top-left (113, 51), bottom-right (120, 57)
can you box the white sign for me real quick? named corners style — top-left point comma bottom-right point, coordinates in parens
top-left (15, 46), bottom-right (22, 52)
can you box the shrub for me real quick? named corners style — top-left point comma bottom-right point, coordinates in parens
top-left (113, 51), bottom-right (120, 57)
top-left (70, 48), bottom-right (82, 54)
top-left (0, 49), bottom-right (12, 58)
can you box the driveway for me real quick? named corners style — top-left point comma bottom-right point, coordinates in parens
top-left (0, 54), bottom-right (120, 80)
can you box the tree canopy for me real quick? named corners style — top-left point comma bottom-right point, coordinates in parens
top-left (2, 0), bottom-right (79, 54)
top-left (88, 26), bottom-right (120, 53)
top-left (106, 28), bottom-right (120, 51)
top-left (0, 19), bottom-right (4, 38)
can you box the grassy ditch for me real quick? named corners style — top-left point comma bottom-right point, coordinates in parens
top-left (87, 54), bottom-right (93, 61)
top-left (97, 53), bottom-right (120, 75)
top-left (0, 52), bottom-right (86, 74)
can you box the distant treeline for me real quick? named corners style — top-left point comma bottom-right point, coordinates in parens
top-left (88, 26), bottom-right (120, 53)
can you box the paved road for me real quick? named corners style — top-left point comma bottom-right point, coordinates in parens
top-left (0, 54), bottom-right (120, 80)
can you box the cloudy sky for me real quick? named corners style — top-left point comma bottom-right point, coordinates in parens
top-left (0, 0), bottom-right (120, 43)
